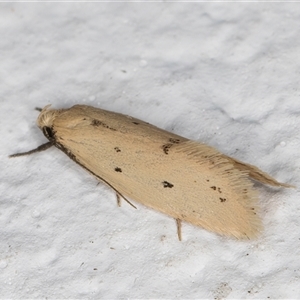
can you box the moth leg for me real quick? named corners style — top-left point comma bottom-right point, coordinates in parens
top-left (116, 193), bottom-right (121, 207)
top-left (115, 192), bottom-right (136, 209)
top-left (176, 218), bottom-right (182, 241)
top-left (9, 142), bottom-right (53, 158)
top-left (95, 176), bottom-right (137, 209)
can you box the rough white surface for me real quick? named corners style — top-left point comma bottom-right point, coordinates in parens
top-left (1, 3), bottom-right (299, 299)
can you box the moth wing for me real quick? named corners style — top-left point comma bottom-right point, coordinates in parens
top-left (170, 140), bottom-right (262, 239)
top-left (222, 155), bottom-right (294, 188)
top-left (50, 107), bottom-right (270, 239)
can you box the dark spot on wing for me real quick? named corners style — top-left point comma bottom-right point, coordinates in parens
top-left (91, 119), bottom-right (116, 131)
top-left (219, 197), bottom-right (226, 202)
top-left (114, 147), bottom-right (121, 152)
top-left (162, 143), bottom-right (172, 154)
top-left (115, 167), bottom-right (122, 172)
top-left (161, 138), bottom-right (182, 154)
top-left (132, 122), bottom-right (139, 125)
top-left (162, 181), bottom-right (174, 188)
top-left (91, 119), bottom-right (102, 126)
top-left (211, 186), bottom-right (222, 193)
top-left (169, 138), bottom-right (180, 144)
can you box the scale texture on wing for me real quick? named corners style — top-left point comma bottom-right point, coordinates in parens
top-left (48, 105), bottom-right (268, 239)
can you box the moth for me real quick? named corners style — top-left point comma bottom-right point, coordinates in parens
top-left (10, 105), bottom-right (293, 240)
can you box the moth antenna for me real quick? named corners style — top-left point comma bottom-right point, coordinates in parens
top-left (9, 142), bottom-right (54, 158)
top-left (176, 218), bottom-right (182, 241)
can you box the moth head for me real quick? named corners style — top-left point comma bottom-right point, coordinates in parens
top-left (37, 105), bottom-right (62, 129)
top-left (37, 105), bottom-right (65, 141)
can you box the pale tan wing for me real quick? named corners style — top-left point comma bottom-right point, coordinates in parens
top-left (52, 106), bottom-right (262, 239)
top-left (169, 141), bottom-right (262, 239)
top-left (221, 155), bottom-right (294, 188)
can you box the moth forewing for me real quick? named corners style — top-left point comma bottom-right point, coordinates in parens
top-left (10, 104), bottom-right (293, 240)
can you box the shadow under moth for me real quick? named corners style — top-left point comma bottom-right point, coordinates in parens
top-left (10, 104), bottom-right (294, 240)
